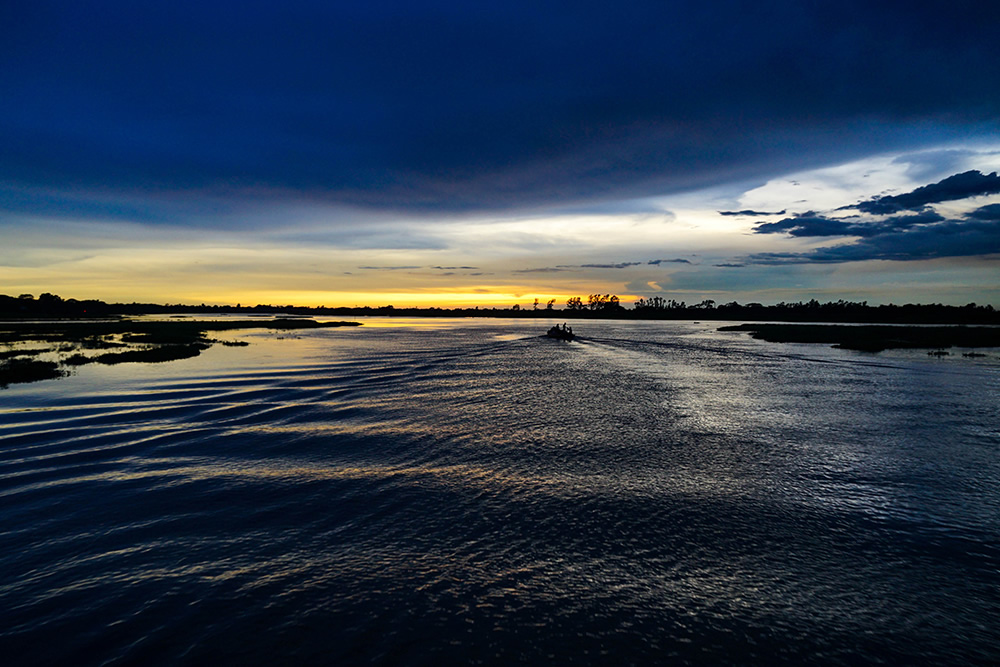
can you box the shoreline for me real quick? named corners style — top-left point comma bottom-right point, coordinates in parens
top-left (720, 323), bottom-right (1000, 352)
top-left (0, 318), bottom-right (360, 388)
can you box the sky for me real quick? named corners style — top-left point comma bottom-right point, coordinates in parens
top-left (2, 1), bottom-right (999, 307)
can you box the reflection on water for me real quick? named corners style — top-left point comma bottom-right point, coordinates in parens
top-left (2, 320), bottom-right (999, 665)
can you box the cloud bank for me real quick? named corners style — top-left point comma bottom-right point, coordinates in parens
top-left (854, 171), bottom-right (1000, 214)
top-left (748, 171), bottom-right (1000, 264)
top-left (2, 1), bottom-right (999, 220)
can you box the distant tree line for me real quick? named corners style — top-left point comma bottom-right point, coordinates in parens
top-left (630, 297), bottom-right (1000, 324)
top-left (566, 294), bottom-right (622, 312)
top-left (2, 292), bottom-right (998, 324)
top-left (0, 292), bottom-right (114, 318)
top-left (632, 296), bottom-right (1000, 323)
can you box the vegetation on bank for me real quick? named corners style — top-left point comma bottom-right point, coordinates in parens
top-left (3, 292), bottom-right (998, 324)
top-left (0, 317), bottom-right (359, 344)
top-left (0, 317), bottom-right (360, 388)
top-left (0, 358), bottom-right (66, 387)
top-left (721, 323), bottom-right (1000, 352)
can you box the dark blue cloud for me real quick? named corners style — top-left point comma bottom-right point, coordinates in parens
top-left (748, 218), bottom-right (1000, 264)
top-left (878, 210), bottom-right (946, 230)
top-left (966, 203), bottom-right (1000, 221)
top-left (748, 214), bottom-right (1000, 265)
top-left (745, 171), bottom-right (1000, 263)
top-left (515, 259), bottom-right (687, 272)
top-left (2, 1), bottom-right (999, 218)
top-left (575, 262), bottom-right (644, 269)
top-left (718, 209), bottom-right (786, 217)
top-left (754, 210), bottom-right (946, 238)
top-left (754, 215), bottom-right (858, 237)
top-left (855, 171), bottom-right (1000, 214)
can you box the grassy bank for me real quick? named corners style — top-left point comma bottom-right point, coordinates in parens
top-left (0, 318), bottom-right (360, 387)
top-left (720, 323), bottom-right (1000, 352)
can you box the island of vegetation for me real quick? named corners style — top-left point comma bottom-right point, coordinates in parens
top-left (719, 323), bottom-right (1000, 352)
top-left (0, 315), bottom-right (360, 388)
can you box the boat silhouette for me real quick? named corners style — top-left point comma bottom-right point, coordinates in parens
top-left (545, 324), bottom-right (575, 341)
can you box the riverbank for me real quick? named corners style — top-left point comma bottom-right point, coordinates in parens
top-left (720, 323), bottom-right (1000, 352)
top-left (0, 318), bottom-right (360, 387)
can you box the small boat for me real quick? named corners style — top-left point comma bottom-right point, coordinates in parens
top-left (545, 324), bottom-right (575, 341)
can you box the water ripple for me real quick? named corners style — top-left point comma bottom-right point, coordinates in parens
top-left (2, 321), bottom-right (999, 665)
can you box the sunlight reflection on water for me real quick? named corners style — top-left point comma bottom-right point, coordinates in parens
top-left (2, 319), bottom-right (999, 665)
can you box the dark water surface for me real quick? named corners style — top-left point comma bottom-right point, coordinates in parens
top-left (2, 319), bottom-right (999, 665)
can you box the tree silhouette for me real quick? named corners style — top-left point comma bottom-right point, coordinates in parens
top-left (585, 294), bottom-right (622, 311)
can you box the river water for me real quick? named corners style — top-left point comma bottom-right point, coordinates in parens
top-left (2, 318), bottom-right (998, 665)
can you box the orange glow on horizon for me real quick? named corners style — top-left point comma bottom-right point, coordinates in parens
top-left (181, 289), bottom-right (640, 309)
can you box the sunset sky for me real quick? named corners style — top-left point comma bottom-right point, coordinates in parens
top-left (2, 1), bottom-right (999, 307)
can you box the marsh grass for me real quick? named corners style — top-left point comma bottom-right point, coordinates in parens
top-left (720, 323), bottom-right (1000, 352)
top-left (0, 358), bottom-right (66, 387)
top-left (0, 318), bottom-right (360, 386)
top-left (0, 347), bottom-right (49, 360)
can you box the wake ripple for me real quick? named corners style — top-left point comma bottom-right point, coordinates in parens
top-left (2, 323), bottom-right (999, 665)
